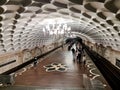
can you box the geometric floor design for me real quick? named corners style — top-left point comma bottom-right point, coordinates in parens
top-left (43, 62), bottom-right (68, 72)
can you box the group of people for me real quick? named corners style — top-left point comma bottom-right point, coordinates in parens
top-left (68, 43), bottom-right (86, 65)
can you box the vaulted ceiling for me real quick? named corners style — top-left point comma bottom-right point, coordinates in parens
top-left (0, 0), bottom-right (120, 54)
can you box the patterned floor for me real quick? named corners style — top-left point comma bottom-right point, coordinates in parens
top-left (43, 63), bottom-right (68, 72)
top-left (0, 47), bottom-right (112, 90)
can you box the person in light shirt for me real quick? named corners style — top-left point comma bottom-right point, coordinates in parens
top-left (82, 55), bottom-right (86, 66)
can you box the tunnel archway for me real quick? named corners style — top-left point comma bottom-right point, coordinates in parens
top-left (0, 0), bottom-right (120, 89)
top-left (0, 0), bottom-right (119, 55)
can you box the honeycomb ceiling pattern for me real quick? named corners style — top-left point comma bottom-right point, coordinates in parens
top-left (0, 0), bottom-right (120, 55)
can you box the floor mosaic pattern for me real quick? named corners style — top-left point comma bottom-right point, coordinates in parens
top-left (43, 63), bottom-right (68, 72)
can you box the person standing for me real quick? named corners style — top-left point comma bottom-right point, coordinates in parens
top-left (33, 57), bottom-right (38, 67)
top-left (82, 55), bottom-right (86, 65)
top-left (68, 45), bottom-right (71, 51)
top-left (77, 49), bottom-right (82, 63)
top-left (71, 48), bottom-right (76, 60)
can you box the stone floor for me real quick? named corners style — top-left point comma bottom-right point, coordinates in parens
top-left (0, 47), bottom-right (112, 90)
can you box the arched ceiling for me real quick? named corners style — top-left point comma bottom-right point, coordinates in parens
top-left (0, 0), bottom-right (120, 54)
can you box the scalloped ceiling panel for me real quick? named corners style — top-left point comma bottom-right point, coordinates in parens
top-left (0, 0), bottom-right (120, 55)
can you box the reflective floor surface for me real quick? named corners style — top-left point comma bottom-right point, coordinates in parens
top-left (0, 47), bottom-right (112, 90)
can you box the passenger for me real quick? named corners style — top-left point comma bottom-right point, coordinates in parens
top-left (77, 50), bottom-right (82, 63)
top-left (71, 48), bottom-right (76, 60)
top-left (68, 45), bottom-right (71, 51)
top-left (72, 44), bottom-right (77, 51)
top-left (33, 57), bottom-right (37, 67)
top-left (82, 55), bottom-right (86, 65)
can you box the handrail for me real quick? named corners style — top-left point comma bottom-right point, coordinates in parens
top-left (1, 45), bottom-right (63, 75)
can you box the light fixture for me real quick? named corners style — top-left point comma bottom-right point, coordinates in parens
top-left (41, 18), bottom-right (72, 35)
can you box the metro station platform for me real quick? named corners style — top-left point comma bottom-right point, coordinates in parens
top-left (0, 46), bottom-right (112, 90)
